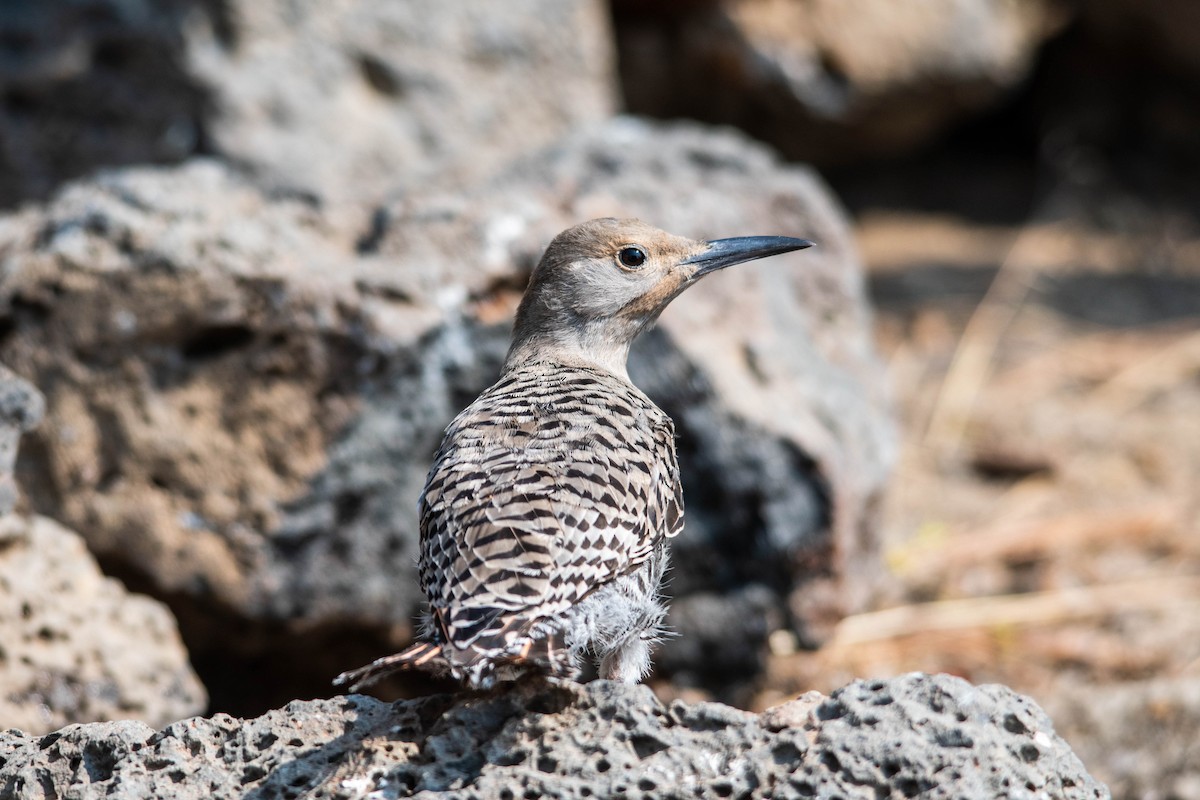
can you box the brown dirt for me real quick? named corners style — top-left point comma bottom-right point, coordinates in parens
top-left (747, 190), bottom-right (1200, 794)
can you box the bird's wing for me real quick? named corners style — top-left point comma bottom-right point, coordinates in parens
top-left (651, 415), bottom-right (685, 540)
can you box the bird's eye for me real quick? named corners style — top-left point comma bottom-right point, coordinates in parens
top-left (617, 246), bottom-right (647, 269)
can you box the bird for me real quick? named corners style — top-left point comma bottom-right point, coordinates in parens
top-left (334, 218), bottom-right (813, 691)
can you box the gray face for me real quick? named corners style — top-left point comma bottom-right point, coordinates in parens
top-left (508, 217), bottom-right (814, 372)
top-left (527, 219), bottom-right (707, 347)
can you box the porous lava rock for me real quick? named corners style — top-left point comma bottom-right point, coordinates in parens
top-left (0, 361), bottom-right (204, 734)
top-left (0, 514), bottom-right (206, 735)
top-left (0, 673), bottom-right (1107, 799)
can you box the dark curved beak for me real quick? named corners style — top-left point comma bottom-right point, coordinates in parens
top-left (682, 236), bottom-right (815, 276)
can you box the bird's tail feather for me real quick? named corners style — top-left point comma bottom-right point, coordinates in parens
top-left (332, 641), bottom-right (449, 692)
top-left (333, 626), bottom-right (577, 692)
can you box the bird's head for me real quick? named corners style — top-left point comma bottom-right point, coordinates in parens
top-left (506, 218), bottom-right (813, 377)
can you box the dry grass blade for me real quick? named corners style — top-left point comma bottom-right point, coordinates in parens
top-left (832, 574), bottom-right (1200, 646)
top-left (1093, 328), bottom-right (1200, 412)
top-left (890, 504), bottom-right (1182, 579)
top-left (922, 221), bottom-right (1061, 454)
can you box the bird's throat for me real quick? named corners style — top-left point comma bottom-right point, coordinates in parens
top-left (504, 327), bottom-right (635, 382)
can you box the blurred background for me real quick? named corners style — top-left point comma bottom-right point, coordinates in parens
top-left (0, 2), bottom-right (1198, 798)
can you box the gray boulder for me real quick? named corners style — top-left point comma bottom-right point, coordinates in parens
top-left (185, 0), bottom-right (617, 205)
top-left (614, 0), bottom-right (1070, 164)
top-left (0, 0), bottom-right (615, 208)
top-left (0, 365), bottom-right (43, 515)
top-left (0, 513), bottom-right (206, 735)
top-left (0, 673), bottom-right (1107, 799)
top-left (0, 118), bottom-right (891, 707)
top-left (0, 361), bottom-right (204, 734)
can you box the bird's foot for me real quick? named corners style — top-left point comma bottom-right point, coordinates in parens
top-left (333, 642), bottom-right (446, 692)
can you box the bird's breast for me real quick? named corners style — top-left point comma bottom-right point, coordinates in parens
top-left (459, 369), bottom-right (663, 453)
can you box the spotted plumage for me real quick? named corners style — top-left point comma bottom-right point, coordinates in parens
top-left (335, 218), bottom-right (812, 691)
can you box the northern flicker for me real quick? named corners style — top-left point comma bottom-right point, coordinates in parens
top-left (335, 218), bottom-right (813, 691)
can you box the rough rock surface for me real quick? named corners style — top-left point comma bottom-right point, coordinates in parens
top-left (0, 673), bottom-right (1107, 799)
top-left (0, 359), bottom-right (203, 734)
top-left (0, 513), bottom-right (206, 735)
top-left (0, 366), bottom-right (43, 515)
top-left (0, 0), bottom-right (615, 208)
top-left (614, 0), bottom-right (1070, 164)
top-left (186, 0), bottom-right (616, 205)
top-left (0, 119), bottom-right (891, 707)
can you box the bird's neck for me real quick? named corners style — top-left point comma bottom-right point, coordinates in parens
top-left (504, 329), bottom-right (633, 383)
